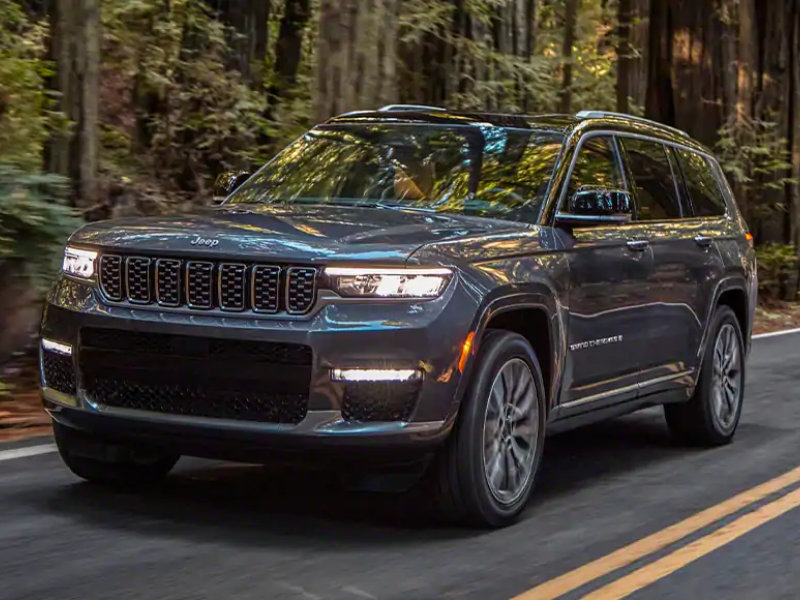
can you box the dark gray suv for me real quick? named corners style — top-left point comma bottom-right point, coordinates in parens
top-left (41, 107), bottom-right (756, 527)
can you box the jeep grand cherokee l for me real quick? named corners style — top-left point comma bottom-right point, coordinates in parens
top-left (41, 107), bottom-right (756, 527)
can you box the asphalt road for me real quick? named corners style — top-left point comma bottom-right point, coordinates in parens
top-left (3, 331), bottom-right (800, 600)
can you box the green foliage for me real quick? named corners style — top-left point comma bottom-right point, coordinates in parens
top-left (397, 0), bottom-right (617, 113)
top-left (0, 1), bottom-right (62, 170)
top-left (756, 243), bottom-right (799, 302)
top-left (0, 164), bottom-right (81, 290)
top-left (102, 0), bottom-right (269, 192)
top-left (716, 116), bottom-right (796, 218)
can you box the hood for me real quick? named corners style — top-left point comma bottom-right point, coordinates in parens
top-left (69, 203), bottom-right (538, 265)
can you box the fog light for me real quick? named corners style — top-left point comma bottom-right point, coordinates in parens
top-left (331, 368), bottom-right (421, 382)
top-left (41, 338), bottom-right (72, 356)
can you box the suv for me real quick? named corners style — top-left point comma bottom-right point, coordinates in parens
top-left (41, 107), bottom-right (756, 527)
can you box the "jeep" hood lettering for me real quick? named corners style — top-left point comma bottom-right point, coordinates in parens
top-left (190, 236), bottom-right (220, 247)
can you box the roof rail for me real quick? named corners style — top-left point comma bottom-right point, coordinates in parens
top-left (378, 104), bottom-right (446, 112)
top-left (575, 110), bottom-right (690, 138)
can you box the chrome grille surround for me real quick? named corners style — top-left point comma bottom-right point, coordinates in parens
top-left (218, 263), bottom-right (247, 311)
top-left (286, 267), bottom-right (318, 314)
top-left (125, 257), bottom-right (152, 304)
top-left (185, 261), bottom-right (214, 309)
top-left (99, 255), bottom-right (123, 301)
top-left (155, 258), bottom-right (181, 307)
top-left (251, 265), bottom-right (281, 313)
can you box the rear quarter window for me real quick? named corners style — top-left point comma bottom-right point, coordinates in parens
top-left (675, 149), bottom-right (727, 217)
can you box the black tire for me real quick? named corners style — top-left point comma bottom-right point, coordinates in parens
top-left (53, 421), bottom-right (179, 486)
top-left (428, 330), bottom-right (547, 527)
top-left (664, 305), bottom-right (745, 446)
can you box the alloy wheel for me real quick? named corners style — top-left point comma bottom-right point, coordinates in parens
top-left (711, 323), bottom-right (742, 432)
top-left (482, 358), bottom-right (540, 505)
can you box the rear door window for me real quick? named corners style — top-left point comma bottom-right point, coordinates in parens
top-left (675, 149), bottom-right (728, 217)
top-left (620, 138), bottom-right (682, 221)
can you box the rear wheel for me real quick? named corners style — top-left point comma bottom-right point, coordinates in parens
top-left (664, 305), bottom-right (745, 446)
top-left (429, 330), bottom-right (546, 527)
top-left (53, 421), bottom-right (179, 486)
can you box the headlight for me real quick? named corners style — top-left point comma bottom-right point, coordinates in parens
top-left (62, 246), bottom-right (97, 279)
top-left (325, 267), bottom-right (452, 298)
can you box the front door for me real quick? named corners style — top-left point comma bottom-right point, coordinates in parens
top-left (556, 135), bottom-right (656, 412)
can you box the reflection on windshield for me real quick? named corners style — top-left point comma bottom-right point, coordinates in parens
top-left (228, 123), bottom-right (563, 222)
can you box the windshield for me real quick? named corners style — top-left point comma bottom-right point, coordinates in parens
top-left (227, 123), bottom-right (564, 222)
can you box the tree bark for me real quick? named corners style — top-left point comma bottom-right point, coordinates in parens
top-left (269, 0), bottom-right (311, 109)
top-left (785, 0), bottom-right (800, 250)
top-left (48, 0), bottom-right (100, 208)
top-left (314, 0), bottom-right (398, 121)
top-left (559, 0), bottom-right (578, 113)
top-left (616, 0), bottom-right (633, 113)
top-left (645, 0), bottom-right (675, 124)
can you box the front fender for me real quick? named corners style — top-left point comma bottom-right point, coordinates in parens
top-left (454, 265), bottom-right (568, 416)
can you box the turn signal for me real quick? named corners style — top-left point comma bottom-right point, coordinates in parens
top-left (458, 331), bottom-right (475, 373)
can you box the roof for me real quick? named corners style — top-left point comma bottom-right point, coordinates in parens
top-left (327, 109), bottom-right (578, 133)
top-left (326, 106), bottom-right (711, 154)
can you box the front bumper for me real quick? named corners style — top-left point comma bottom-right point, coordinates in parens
top-left (40, 275), bottom-right (478, 456)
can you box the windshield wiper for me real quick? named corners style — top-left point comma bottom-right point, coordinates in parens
top-left (369, 202), bottom-right (437, 213)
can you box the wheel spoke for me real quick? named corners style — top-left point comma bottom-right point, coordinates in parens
top-left (487, 450), bottom-right (504, 489)
top-left (710, 323), bottom-right (742, 431)
top-left (505, 446), bottom-right (519, 491)
top-left (482, 357), bottom-right (539, 505)
top-left (509, 437), bottom-right (528, 467)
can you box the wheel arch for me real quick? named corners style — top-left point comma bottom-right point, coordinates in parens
top-left (696, 277), bottom-right (751, 372)
top-left (462, 288), bottom-right (566, 415)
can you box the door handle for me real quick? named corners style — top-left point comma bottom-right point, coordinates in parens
top-left (626, 239), bottom-right (649, 252)
top-left (694, 235), bottom-right (713, 248)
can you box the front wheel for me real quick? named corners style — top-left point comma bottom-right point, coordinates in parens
top-left (665, 305), bottom-right (745, 446)
top-left (429, 330), bottom-right (546, 527)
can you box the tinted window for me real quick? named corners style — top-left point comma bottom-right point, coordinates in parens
top-left (676, 149), bottom-right (727, 216)
top-left (229, 124), bottom-right (563, 222)
top-left (567, 136), bottom-right (624, 199)
top-left (620, 138), bottom-right (681, 220)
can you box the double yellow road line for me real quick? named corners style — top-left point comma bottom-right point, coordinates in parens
top-left (513, 464), bottom-right (800, 600)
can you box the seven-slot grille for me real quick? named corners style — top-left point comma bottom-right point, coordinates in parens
top-left (98, 253), bottom-right (317, 314)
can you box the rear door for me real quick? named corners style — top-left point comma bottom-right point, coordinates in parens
top-left (617, 137), bottom-right (725, 396)
top-left (558, 135), bottom-right (656, 412)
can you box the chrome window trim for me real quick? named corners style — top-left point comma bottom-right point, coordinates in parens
top-left (555, 129), bottom-right (732, 222)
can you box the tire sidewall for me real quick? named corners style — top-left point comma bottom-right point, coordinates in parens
top-left (457, 330), bottom-right (547, 524)
top-left (698, 306), bottom-right (746, 440)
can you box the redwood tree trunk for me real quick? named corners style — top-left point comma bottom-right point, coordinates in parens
top-left (617, 0), bottom-right (633, 113)
top-left (48, 0), bottom-right (100, 208)
top-left (314, 0), bottom-right (398, 121)
top-left (559, 0), bottom-right (578, 113)
top-left (645, 0), bottom-right (675, 124)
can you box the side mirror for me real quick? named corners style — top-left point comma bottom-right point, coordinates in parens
top-left (555, 188), bottom-right (633, 227)
top-left (213, 171), bottom-right (252, 203)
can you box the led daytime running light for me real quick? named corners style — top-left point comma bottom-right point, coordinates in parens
top-left (331, 368), bottom-right (421, 382)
